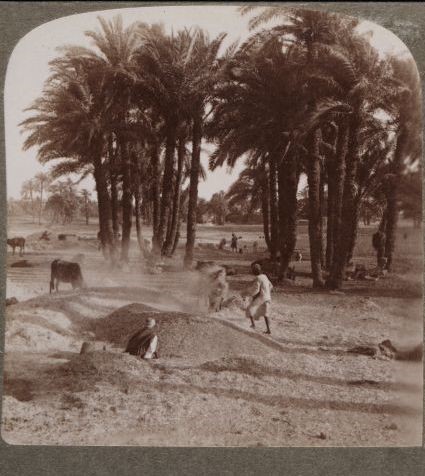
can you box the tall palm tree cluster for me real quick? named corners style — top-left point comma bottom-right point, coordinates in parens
top-left (20, 8), bottom-right (421, 289)
top-left (209, 7), bottom-right (421, 289)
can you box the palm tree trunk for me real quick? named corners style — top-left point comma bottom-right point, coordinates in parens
top-left (319, 163), bottom-right (326, 268)
top-left (260, 171), bottom-right (271, 253)
top-left (133, 158), bottom-right (144, 254)
top-left (269, 153), bottom-right (279, 261)
top-left (346, 197), bottom-right (360, 265)
top-left (93, 154), bottom-right (115, 264)
top-left (372, 210), bottom-right (387, 266)
top-left (108, 137), bottom-right (120, 244)
top-left (164, 196), bottom-right (174, 254)
top-left (325, 161), bottom-right (335, 270)
top-left (384, 196), bottom-right (397, 271)
top-left (278, 151), bottom-right (298, 279)
top-left (156, 121), bottom-right (177, 254)
top-left (328, 115), bottom-right (359, 289)
top-left (134, 187), bottom-right (144, 253)
top-left (85, 198), bottom-right (89, 225)
top-left (307, 129), bottom-right (325, 288)
top-left (30, 189), bottom-right (35, 224)
top-left (120, 140), bottom-right (133, 263)
top-left (384, 128), bottom-right (406, 271)
top-left (184, 114), bottom-right (202, 268)
top-left (150, 143), bottom-right (161, 250)
top-left (171, 209), bottom-right (183, 256)
top-left (38, 183), bottom-right (43, 225)
top-left (326, 120), bottom-right (349, 288)
top-left (164, 136), bottom-right (185, 256)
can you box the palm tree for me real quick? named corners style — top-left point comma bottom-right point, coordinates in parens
top-left (380, 56), bottom-right (422, 270)
top-left (163, 130), bottom-right (187, 256)
top-left (182, 29), bottom-right (227, 267)
top-left (135, 26), bottom-right (192, 255)
top-left (20, 179), bottom-right (36, 223)
top-left (20, 46), bottom-right (117, 262)
top-left (237, 6), bottom-right (398, 288)
top-left (208, 36), bottom-right (304, 276)
top-left (34, 172), bottom-right (50, 225)
top-left (82, 15), bottom-right (140, 263)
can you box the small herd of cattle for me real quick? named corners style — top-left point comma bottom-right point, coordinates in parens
top-left (7, 234), bottom-right (86, 293)
top-left (7, 237), bottom-right (25, 256)
top-left (7, 234), bottom-right (299, 301)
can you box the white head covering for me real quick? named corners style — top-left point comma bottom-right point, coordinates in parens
top-left (147, 318), bottom-right (156, 328)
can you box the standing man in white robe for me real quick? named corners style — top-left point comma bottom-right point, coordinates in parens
top-left (246, 263), bottom-right (273, 334)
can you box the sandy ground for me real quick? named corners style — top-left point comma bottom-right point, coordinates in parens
top-left (1, 219), bottom-right (423, 446)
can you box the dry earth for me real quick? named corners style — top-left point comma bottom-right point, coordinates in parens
top-left (1, 218), bottom-right (423, 446)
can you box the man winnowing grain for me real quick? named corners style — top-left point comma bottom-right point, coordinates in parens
top-left (246, 264), bottom-right (273, 334)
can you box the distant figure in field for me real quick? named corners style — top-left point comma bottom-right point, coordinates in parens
top-left (125, 317), bottom-right (159, 360)
top-left (230, 233), bottom-right (238, 253)
top-left (218, 238), bottom-right (227, 250)
top-left (293, 250), bottom-right (302, 262)
top-left (49, 259), bottom-right (85, 293)
top-left (40, 230), bottom-right (51, 241)
top-left (246, 263), bottom-right (273, 334)
top-left (143, 238), bottom-right (152, 253)
top-left (253, 241), bottom-right (258, 253)
top-left (7, 237), bottom-right (25, 256)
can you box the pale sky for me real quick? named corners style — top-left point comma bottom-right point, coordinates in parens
top-left (4, 5), bottom-right (411, 200)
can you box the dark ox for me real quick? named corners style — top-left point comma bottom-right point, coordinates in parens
top-left (50, 259), bottom-right (85, 293)
top-left (7, 237), bottom-right (25, 256)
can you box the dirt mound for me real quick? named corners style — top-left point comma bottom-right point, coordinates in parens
top-left (200, 355), bottom-right (284, 377)
top-left (91, 303), bottom-right (277, 361)
top-left (52, 351), bottom-right (138, 393)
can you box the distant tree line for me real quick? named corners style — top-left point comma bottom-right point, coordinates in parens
top-left (13, 174), bottom-right (97, 225)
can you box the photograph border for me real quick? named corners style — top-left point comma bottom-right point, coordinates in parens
top-left (0, 2), bottom-right (424, 474)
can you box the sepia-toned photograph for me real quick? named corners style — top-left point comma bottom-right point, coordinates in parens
top-left (1, 4), bottom-right (423, 446)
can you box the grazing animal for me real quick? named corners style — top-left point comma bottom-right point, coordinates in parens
top-left (5, 297), bottom-right (18, 306)
top-left (7, 237), bottom-right (25, 256)
top-left (49, 259), bottom-right (85, 293)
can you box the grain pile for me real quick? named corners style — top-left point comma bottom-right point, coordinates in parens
top-left (92, 303), bottom-right (277, 362)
